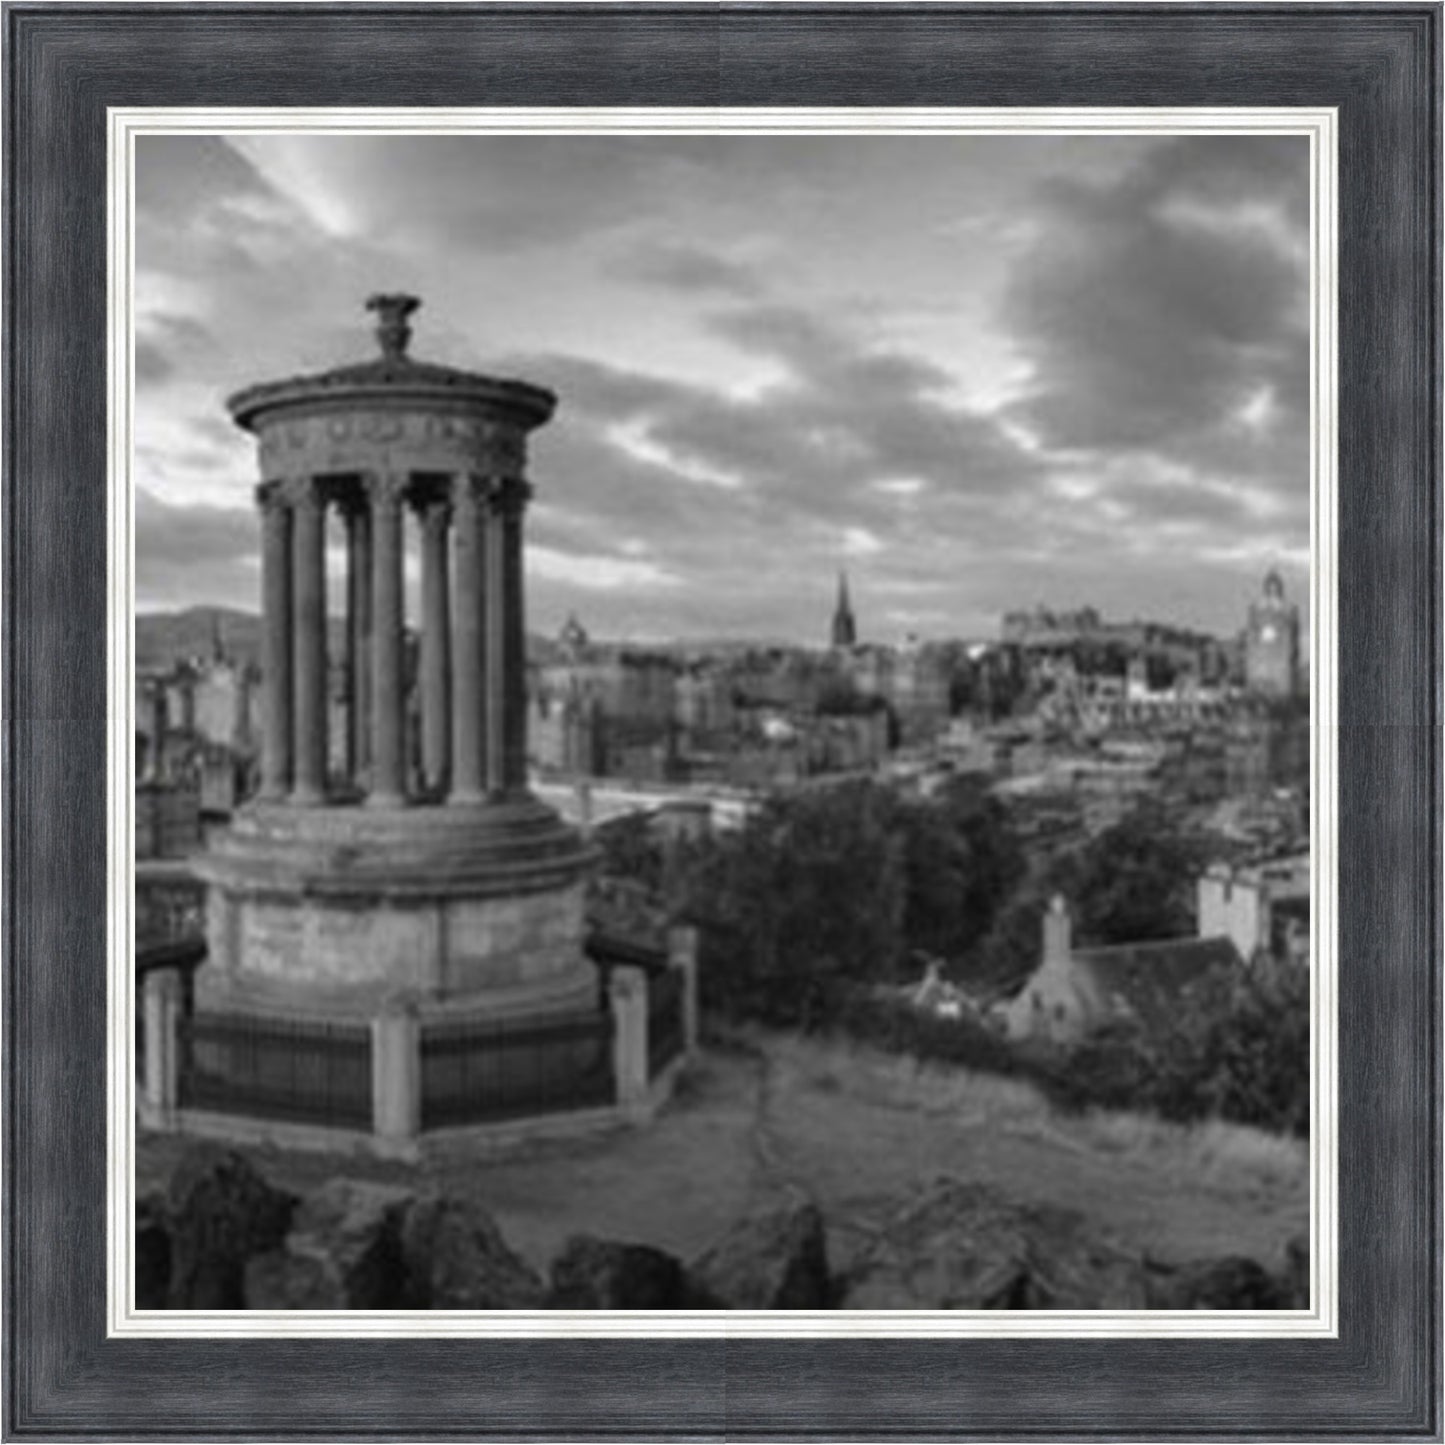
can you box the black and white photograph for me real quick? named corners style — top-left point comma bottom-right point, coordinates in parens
top-left (129, 125), bottom-right (1317, 1317)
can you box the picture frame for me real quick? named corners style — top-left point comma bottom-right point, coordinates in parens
top-left (5, 3), bottom-right (1439, 1438)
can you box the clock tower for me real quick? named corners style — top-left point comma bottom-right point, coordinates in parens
top-left (1244, 569), bottom-right (1299, 697)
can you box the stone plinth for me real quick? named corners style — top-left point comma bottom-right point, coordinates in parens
top-left (193, 796), bottom-right (597, 1023)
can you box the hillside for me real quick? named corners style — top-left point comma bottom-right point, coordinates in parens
top-left (136, 607), bottom-right (262, 672)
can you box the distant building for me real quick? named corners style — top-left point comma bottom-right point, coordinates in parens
top-left (1001, 604), bottom-right (1104, 647)
top-left (998, 895), bottom-right (1244, 1045)
top-left (830, 572), bottom-right (857, 650)
top-left (558, 611), bottom-right (590, 659)
top-left (135, 779), bottom-right (202, 860)
top-left (1244, 570), bottom-right (1300, 697)
top-left (1196, 854), bottom-right (1310, 968)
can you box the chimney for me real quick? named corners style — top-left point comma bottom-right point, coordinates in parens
top-left (1043, 894), bottom-right (1072, 968)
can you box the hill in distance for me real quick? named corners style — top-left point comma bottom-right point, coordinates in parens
top-left (136, 606), bottom-right (572, 677)
top-left (136, 607), bottom-right (262, 673)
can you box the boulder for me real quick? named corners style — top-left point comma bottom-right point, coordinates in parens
top-left (689, 1201), bottom-right (832, 1309)
top-left (1282, 1234), bottom-right (1310, 1308)
top-left (548, 1235), bottom-right (692, 1309)
top-left (135, 1189), bottom-right (172, 1310)
top-left (1146, 1255), bottom-right (1287, 1310)
top-left (164, 1147), bottom-right (297, 1309)
top-left (244, 1178), bottom-right (413, 1310)
top-left (841, 1178), bottom-right (1150, 1310)
top-left (400, 1195), bottom-right (545, 1309)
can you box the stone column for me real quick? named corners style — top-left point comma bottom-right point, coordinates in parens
top-left (418, 496), bottom-right (452, 794)
top-left (289, 477), bottom-right (328, 805)
top-left (450, 475), bottom-right (486, 804)
top-left (343, 500), bottom-right (372, 785)
top-left (368, 474), bottom-right (407, 807)
top-left (257, 483), bottom-right (293, 801)
top-left (483, 475), bottom-right (532, 796)
top-left (482, 479), bottom-right (509, 797)
top-left (500, 477), bottom-right (533, 792)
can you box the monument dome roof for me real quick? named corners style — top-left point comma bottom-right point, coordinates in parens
top-left (227, 294), bottom-right (556, 432)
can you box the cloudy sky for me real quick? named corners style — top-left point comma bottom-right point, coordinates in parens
top-left (134, 130), bottom-right (1310, 644)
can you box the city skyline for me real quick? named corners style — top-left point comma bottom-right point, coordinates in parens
top-left (135, 130), bottom-right (1312, 643)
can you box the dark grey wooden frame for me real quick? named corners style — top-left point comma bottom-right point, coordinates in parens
top-left (4, 4), bottom-right (1439, 1438)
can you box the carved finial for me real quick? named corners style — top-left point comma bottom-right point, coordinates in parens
top-left (365, 293), bottom-right (421, 360)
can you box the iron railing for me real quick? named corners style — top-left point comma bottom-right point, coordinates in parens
top-left (419, 1010), bottom-right (614, 1130)
top-left (178, 1011), bottom-right (373, 1129)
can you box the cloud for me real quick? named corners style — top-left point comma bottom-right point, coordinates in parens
top-left (223, 135), bottom-right (712, 258)
top-left (842, 526), bottom-right (883, 557)
top-left (134, 488), bottom-right (259, 609)
top-left (528, 546), bottom-right (681, 591)
top-left (131, 132), bottom-right (1311, 642)
top-left (1002, 135), bottom-right (1309, 495)
top-left (135, 341), bottom-right (174, 385)
top-left (606, 242), bottom-right (763, 298)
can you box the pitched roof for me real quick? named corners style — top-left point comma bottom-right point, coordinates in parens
top-left (1070, 935), bottom-right (1243, 1032)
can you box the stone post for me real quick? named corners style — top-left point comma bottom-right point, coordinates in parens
top-left (371, 1000), bottom-right (421, 1145)
top-left (368, 474), bottom-right (407, 806)
top-left (289, 478), bottom-right (328, 805)
top-left (141, 968), bottom-right (183, 1124)
top-left (608, 965), bottom-right (650, 1119)
top-left (256, 483), bottom-right (293, 800)
top-left (668, 925), bottom-right (701, 1054)
top-left (449, 474), bottom-right (486, 804)
top-left (418, 496), bottom-right (452, 794)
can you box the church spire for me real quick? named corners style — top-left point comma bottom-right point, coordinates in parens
top-left (831, 571), bottom-right (857, 649)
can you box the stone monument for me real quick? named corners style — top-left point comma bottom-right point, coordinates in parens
top-left (194, 296), bottom-right (598, 1026)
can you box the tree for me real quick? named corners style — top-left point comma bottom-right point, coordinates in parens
top-left (1050, 802), bottom-right (1205, 945)
top-left (896, 788), bottom-right (1025, 969)
top-left (683, 783), bottom-right (909, 1028)
top-left (592, 812), bottom-right (666, 892)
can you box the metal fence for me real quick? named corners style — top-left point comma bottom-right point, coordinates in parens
top-left (419, 1011), bottom-right (615, 1130)
top-left (647, 966), bottom-right (686, 1078)
top-left (178, 1011), bottom-right (373, 1129)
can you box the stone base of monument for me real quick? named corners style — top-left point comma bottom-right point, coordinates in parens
top-left (193, 794), bottom-right (599, 1021)
top-left (138, 794), bottom-right (702, 1160)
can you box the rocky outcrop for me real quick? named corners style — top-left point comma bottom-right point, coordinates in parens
top-left (164, 1147), bottom-right (297, 1309)
top-left (840, 1178), bottom-right (1151, 1310)
top-left (135, 1189), bottom-right (172, 1310)
top-left (1282, 1233), bottom-right (1309, 1308)
top-left (245, 1179), bottom-right (412, 1310)
top-left (400, 1195), bottom-right (545, 1309)
top-left (547, 1235), bottom-right (692, 1309)
top-left (139, 1146), bottom-right (1302, 1314)
top-left (1146, 1255), bottom-right (1287, 1310)
top-left (689, 1201), bottom-right (832, 1309)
